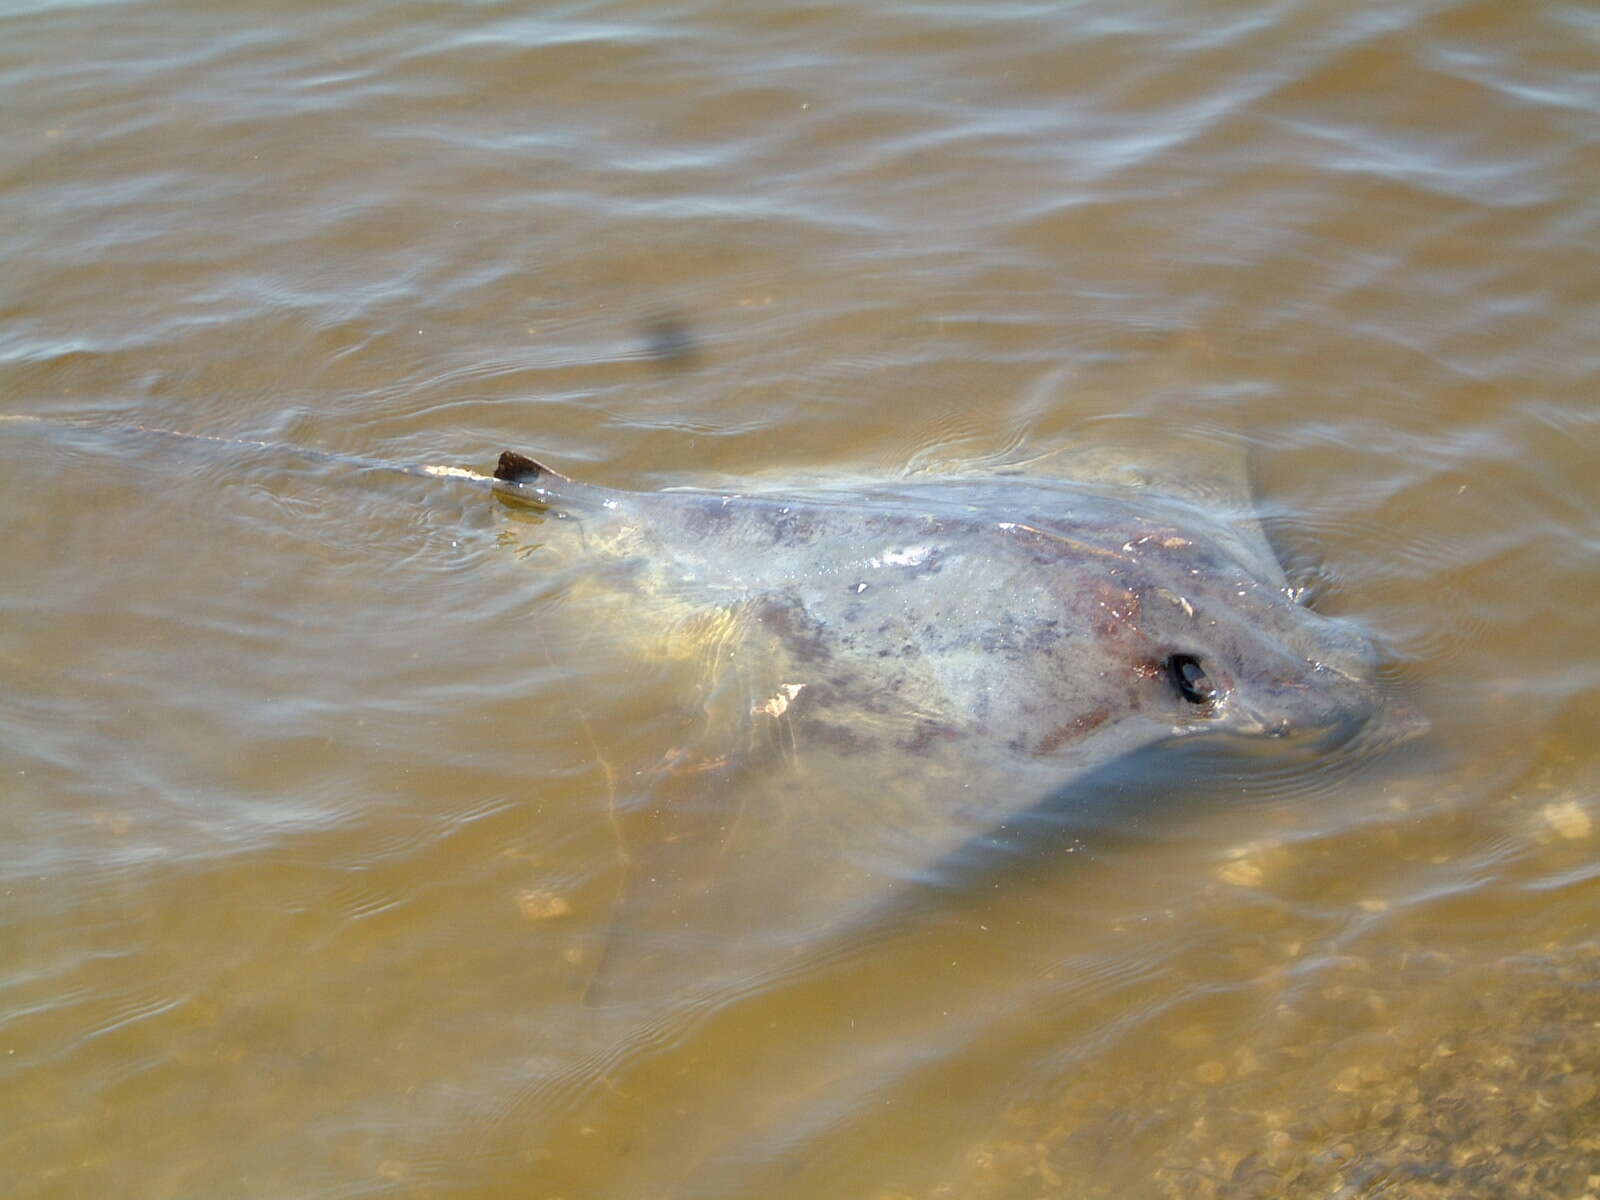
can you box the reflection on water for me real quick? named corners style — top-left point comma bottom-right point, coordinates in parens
top-left (2, 0), bottom-right (1597, 1196)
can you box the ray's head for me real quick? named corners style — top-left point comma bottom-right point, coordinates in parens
top-left (1107, 521), bottom-right (1423, 753)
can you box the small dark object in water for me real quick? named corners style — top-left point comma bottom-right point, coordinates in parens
top-left (642, 311), bottom-right (698, 366)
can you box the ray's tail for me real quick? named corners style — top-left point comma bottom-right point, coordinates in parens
top-left (1, 411), bottom-right (504, 487)
top-left (2, 412), bottom-right (620, 518)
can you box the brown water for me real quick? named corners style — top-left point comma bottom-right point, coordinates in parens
top-left (3, 1), bottom-right (1598, 1197)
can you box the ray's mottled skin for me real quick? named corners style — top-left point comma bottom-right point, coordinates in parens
top-left (496, 449), bottom-right (1398, 761)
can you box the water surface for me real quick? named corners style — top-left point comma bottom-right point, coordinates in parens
top-left (2, 1), bottom-right (1597, 1196)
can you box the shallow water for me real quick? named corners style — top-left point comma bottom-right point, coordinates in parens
top-left (2, 1), bottom-right (1597, 1197)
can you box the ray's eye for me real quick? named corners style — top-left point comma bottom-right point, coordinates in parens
top-left (1168, 653), bottom-right (1217, 705)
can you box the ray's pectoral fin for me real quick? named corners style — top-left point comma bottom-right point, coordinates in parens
top-left (580, 598), bottom-right (1010, 1009)
top-left (584, 752), bottom-right (761, 1007)
top-left (1136, 433), bottom-right (1291, 588)
top-left (581, 609), bottom-right (802, 1007)
top-left (1019, 429), bottom-right (1291, 591)
top-left (581, 682), bottom-right (1064, 1009)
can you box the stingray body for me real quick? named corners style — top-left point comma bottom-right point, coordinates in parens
top-left (490, 443), bottom-right (1418, 1005)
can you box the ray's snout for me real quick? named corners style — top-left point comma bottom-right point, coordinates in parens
top-left (1256, 667), bottom-right (1427, 757)
top-left (1223, 610), bottom-right (1426, 755)
top-left (1301, 613), bottom-right (1429, 751)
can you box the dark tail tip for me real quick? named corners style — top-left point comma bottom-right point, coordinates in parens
top-left (495, 450), bottom-right (545, 483)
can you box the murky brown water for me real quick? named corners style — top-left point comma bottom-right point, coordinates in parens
top-left (3, 1), bottom-right (1598, 1197)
